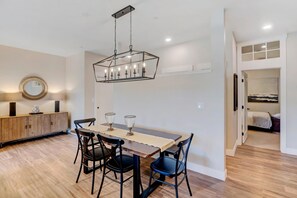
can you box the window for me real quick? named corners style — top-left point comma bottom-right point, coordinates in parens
top-left (241, 41), bottom-right (280, 62)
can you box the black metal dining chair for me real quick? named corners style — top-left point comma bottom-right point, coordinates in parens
top-left (96, 134), bottom-right (143, 198)
top-left (73, 118), bottom-right (96, 164)
top-left (148, 133), bottom-right (194, 198)
top-left (75, 128), bottom-right (112, 194)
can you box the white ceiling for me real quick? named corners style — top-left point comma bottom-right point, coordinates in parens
top-left (0, 0), bottom-right (296, 57)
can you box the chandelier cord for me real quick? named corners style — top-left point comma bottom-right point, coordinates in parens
top-left (129, 11), bottom-right (133, 52)
top-left (114, 17), bottom-right (117, 55)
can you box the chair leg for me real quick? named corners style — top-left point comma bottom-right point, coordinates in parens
top-left (185, 170), bottom-right (192, 196)
top-left (76, 154), bottom-right (83, 183)
top-left (175, 176), bottom-right (179, 198)
top-left (73, 143), bottom-right (80, 164)
top-left (120, 173), bottom-right (123, 198)
top-left (91, 160), bottom-right (96, 194)
top-left (114, 171), bottom-right (118, 179)
top-left (140, 179), bottom-right (143, 193)
top-left (97, 166), bottom-right (106, 198)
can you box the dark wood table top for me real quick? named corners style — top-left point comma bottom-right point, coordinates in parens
top-left (92, 123), bottom-right (182, 158)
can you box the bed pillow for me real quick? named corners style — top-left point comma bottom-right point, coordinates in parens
top-left (272, 113), bottom-right (280, 119)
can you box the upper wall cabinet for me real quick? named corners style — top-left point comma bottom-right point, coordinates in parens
top-left (241, 41), bottom-right (280, 62)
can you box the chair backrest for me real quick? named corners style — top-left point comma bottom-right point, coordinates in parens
top-left (74, 118), bottom-right (96, 129)
top-left (75, 128), bottom-right (96, 158)
top-left (175, 133), bottom-right (194, 173)
top-left (97, 134), bottom-right (125, 170)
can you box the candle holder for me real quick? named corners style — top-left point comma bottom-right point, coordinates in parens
top-left (124, 115), bottom-right (136, 136)
top-left (105, 112), bottom-right (116, 131)
top-left (142, 66), bottom-right (146, 77)
top-left (117, 70), bottom-right (121, 79)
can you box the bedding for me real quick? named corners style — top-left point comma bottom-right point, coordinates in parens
top-left (271, 113), bottom-right (281, 132)
top-left (247, 111), bottom-right (272, 129)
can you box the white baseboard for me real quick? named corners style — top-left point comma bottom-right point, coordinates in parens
top-left (236, 137), bottom-right (242, 146)
top-left (187, 162), bottom-right (227, 181)
top-left (283, 147), bottom-right (297, 156)
top-left (226, 141), bottom-right (238, 156)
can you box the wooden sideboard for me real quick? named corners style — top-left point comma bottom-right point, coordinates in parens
top-left (0, 112), bottom-right (68, 147)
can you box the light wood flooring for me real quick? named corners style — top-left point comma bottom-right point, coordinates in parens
top-left (1, 134), bottom-right (297, 197)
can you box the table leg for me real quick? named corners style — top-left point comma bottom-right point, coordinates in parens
top-left (141, 152), bottom-right (165, 198)
top-left (133, 155), bottom-right (141, 198)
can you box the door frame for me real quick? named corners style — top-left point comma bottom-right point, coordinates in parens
top-left (241, 71), bottom-right (248, 143)
top-left (237, 35), bottom-right (287, 153)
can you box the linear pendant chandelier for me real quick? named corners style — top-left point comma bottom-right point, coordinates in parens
top-left (93, 5), bottom-right (159, 83)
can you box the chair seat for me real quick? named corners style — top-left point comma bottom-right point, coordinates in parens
top-left (151, 156), bottom-right (185, 177)
top-left (85, 146), bottom-right (111, 161)
top-left (106, 155), bottom-right (134, 173)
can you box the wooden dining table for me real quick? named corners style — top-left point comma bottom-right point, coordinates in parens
top-left (86, 123), bottom-right (181, 198)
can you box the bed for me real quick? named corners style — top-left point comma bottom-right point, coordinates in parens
top-left (247, 111), bottom-right (280, 132)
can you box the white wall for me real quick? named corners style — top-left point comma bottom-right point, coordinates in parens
top-left (66, 52), bottom-right (85, 129)
top-left (84, 52), bottom-right (105, 119)
top-left (246, 69), bottom-right (280, 115)
top-left (157, 38), bottom-right (211, 71)
top-left (286, 32), bottom-right (297, 151)
top-left (225, 26), bottom-right (238, 152)
top-left (111, 9), bottom-right (226, 180)
top-left (0, 45), bottom-right (66, 116)
top-left (66, 51), bottom-right (106, 128)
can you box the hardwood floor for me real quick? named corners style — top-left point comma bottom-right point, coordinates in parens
top-left (1, 134), bottom-right (297, 198)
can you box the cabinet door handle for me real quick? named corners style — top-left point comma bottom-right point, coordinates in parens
top-left (29, 125), bottom-right (31, 129)
top-left (51, 122), bottom-right (53, 125)
top-left (25, 125), bottom-right (27, 129)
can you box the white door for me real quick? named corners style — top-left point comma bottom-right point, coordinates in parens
top-left (95, 83), bottom-right (114, 124)
top-left (242, 72), bottom-right (248, 143)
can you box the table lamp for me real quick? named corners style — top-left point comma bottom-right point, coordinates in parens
top-left (0, 92), bottom-right (22, 116)
top-left (49, 91), bottom-right (66, 112)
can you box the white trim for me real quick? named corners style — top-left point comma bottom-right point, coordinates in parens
top-left (238, 35), bottom-right (287, 48)
top-left (187, 162), bottom-right (227, 181)
top-left (280, 35), bottom-right (287, 153)
top-left (237, 35), bottom-right (287, 152)
top-left (283, 147), bottom-right (297, 156)
top-left (152, 155), bottom-right (228, 180)
top-left (226, 140), bottom-right (238, 156)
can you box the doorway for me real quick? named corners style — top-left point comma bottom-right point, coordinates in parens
top-left (241, 69), bottom-right (281, 151)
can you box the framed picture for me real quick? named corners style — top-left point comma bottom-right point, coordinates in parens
top-left (247, 78), bottom-right (279, 103)
top-left (233, 73), bottom-right (238, 111)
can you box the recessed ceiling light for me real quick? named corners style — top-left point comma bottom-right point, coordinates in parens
top-left (262, 24), bottom-right (272, 30)
top-left (165, 37), bottom-right (172, 42)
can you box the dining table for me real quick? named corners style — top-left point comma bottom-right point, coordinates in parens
top-left (85, 123), bottom-right (182, 198)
